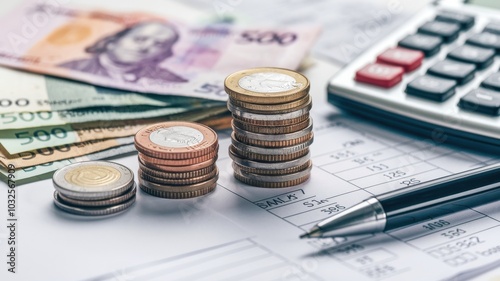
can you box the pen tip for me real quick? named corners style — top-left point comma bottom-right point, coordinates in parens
top-left (299, 233), bottom-right (309, 239)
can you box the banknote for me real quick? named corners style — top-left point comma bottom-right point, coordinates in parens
top-left (0, 1), bottom-right (319, 101)
top-left (0, 67), bottom-right (208, 113)
top-left (0, 103), bottom-right (226, 130)
top-left (0, 136), bottom-right (134, 168)
top-left (0, 106), bottom-right (229, 154)
top-left (0, 144), bottom-right (137, 185)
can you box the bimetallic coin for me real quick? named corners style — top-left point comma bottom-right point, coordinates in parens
top-left (138, 155), bottom-right (217, 173)
top-left (55, 185), bottom-right (136, 207)
top-left (232, 113), bottom-right (309, 126)
top-left (135, 121), bottom-right (218, 160)
top-left (227, 98), bottom-right (312, 121)
top-left (229, 146), bottom-right (311, 170)
top-left (229, 95), bottom-right (311, 113)
top-left (53, 161), bottom-right (134, 200)
top-left (230, 144), bottom-right (309, 162)
top-left (231, 133), bottom-right (313, 155)
top-left (138, 168), bottom-right (218, 186)
top-left (53, 192), bottom-right (136, 216)
top-left (138, 146), bottom-right (217, 166)
top-left (232, 118), bottom-right (310, 134)
top-left (232, 119), bottom-right (312, 141)
top-left (225, 67), bottom-right (310, 104)
top-left (139, 161), bottom-right (216, 179)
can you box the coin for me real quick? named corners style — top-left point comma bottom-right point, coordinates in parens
top-left (229, 146), bottom-right (311, 169)
top-left (231, 133), bottom-right (313, 155)
top-left (233, 170), bottom-right (310, 188)
top-left (53, 192), bottom-right (136, 216)
top-left (228, 95), bottom-right (311, 113)
top-left (138, 173), bottom-right (218, 199)
top-left (138, 167), bottom-right (218, 186)
top-left (233, 161), bottom-right (311, 182)
top-left (138, 146), bottom-right (218, 166)
top-left (232, 118), bottom-right (310, 134)
top-left (224, 67), bottom-right (310, 104)
top-left (227, 98), bottom-right (312, 121)
top-left (139, 161), bottom-right (216, 179)
top-left (236, 131), bottom-right (313, 148)
top-left (55, 185), bottom-right (136, 207)
top-left (138, 155), bottom-right (217, 173)
top-left (230, 144), bottom-right (309, 162)
top-left (232, 161), bottom-right (312, 176)
top-left (53, 161), bottom-right (134, 200)
top-left (232, 113), bottom-right (310, 126)
top-left (134, 121), bottom-right (218, 160)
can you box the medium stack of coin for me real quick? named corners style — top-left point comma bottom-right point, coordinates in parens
top-left (225, 67), bottom-right (313, 188)
top-left (134, 121), bottom-right (219, 198)
top-left (52, 161), bottom-right (136, 216)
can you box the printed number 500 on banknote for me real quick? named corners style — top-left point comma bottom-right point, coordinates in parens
top-left (0, 1), bottom-right (319, 100)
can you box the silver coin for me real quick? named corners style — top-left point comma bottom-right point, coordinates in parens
top-left (231, 133), bottom-right (313, 155)
top-left (238, 72), bottom-right (301, 93)
top-left (53, 161), bottom-right (135, 200)
top-left (232, 118), bottom-right (313, 141)
top-left (55, 184), bottom-right (137, 207)
top-left (53, 192), bottom-right (136, 216)
top-left (232, 161), bottom-right (312, 183)
top-left (229, 146), bottom-right (311, 169)
top-left (227, 99), bottom-right (312, 121)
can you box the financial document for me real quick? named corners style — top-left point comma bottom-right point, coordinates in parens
top-left (3, 101), bottom-right (498, 281)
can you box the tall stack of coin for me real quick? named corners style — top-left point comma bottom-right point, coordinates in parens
top-left (52, 161), bottom-right (136, 216)
top-left (225, 67), bottom-right (313, 188)
top-left (134, 121), bottom-right (219, 198)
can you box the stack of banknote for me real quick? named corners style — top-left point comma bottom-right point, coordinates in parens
top-left (0, 0), bottom-right (319, 184)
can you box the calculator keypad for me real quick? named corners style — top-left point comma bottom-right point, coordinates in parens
top-left (427, 60), bottom-right (476, 85)
top-left (398, 34), bottom-right (443, 57)
top-left (418, 21), bottom-right (461, 42)
top-left (435, 10), bottom-right (475, 30)
top-left (481, 73), bottom-right (500, 91)
top-left (376, 48), bottom-right (424, 72)
top-left (447, 45), bottom-right (494, 70)
top-left (466, 32), bottom-right (500, 53)
top-left (483, 22), bottom-right (500, 35)
top-left (354, 63), bottom-right (404, 88)
top-left (458, 88), bottom-right (500, 116)
top-left (406, 75), bottom-right (456, 101)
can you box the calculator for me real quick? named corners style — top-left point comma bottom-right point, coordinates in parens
top-left (327, 1), bottom-right (500, 154)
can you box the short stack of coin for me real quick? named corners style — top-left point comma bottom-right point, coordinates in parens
top-left (52, 161), bottom-right (136, 216)
top-left (134, 121), bottom-right (219, 198)
top-left (225, 67), bottom-right (313, 188)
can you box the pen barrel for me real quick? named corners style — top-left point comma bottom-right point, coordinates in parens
top-left (379, 164), bottom-right (500, 231)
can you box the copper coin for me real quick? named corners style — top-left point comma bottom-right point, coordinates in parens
top-left (138, 146), bottom-right (217, 166)
top-left (138, 167), bottom-right (218, 186)
top-left (138, 172), bottom-right (218, 193)
top-left (138, 155), bottom-right (217, 173)
top-left (140, 182), bottom-right (216, 199)
top-left (228, 95), bottom-right (311, 113)
top-left (232, 160), bottom-right (312, 176)
top-left (233, 171), bottom-right (310, 188)
top-left (139, 161), bottom-right (217, 179)
top-left (232, 118), bottom-right (310, 135)
top-left (224, 67), bottom-right (310, 104)
top-left (232, 113), bottom-right (310, 126)
top-left (134, 121), bottom-right (218, 160)
top-left (230, 144), bottom-right (310, 162)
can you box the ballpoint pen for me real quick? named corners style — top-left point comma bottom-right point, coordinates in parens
top-left (300, 163), bottom-right (500, 239)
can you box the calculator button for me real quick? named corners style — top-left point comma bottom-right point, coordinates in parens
top-left (376, 47), bottom-right (424, 72)
top-left (427, 60), bottom-right (475, 85)
top-left (481, 73), bottom-right (500, 91)
top-left (418, 21), bottom-right (460, 43)
top-left (398, 34), bottom-right (443, 57)
top-left (458, 88), bottom-right (500, 116)
top-left (483, 22), bottom-right (500, 35)
top-left (435, 10), bottom-right (475, 30)
top-left (355, 63), bottom-right (404, 88)
top-left (466, 33), bottom-right (500, 53)
top-left (447, 45), bottom-right (494, 70)
top-left (406, 75), bottom-right (456, 101)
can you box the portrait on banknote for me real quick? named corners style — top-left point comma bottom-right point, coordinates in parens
top-left (58, 21), bottom-right (187, 83)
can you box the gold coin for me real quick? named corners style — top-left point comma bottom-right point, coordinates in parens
top-left (224, 67), bottom-right (310, 104)
top-left (64, 165), bottom-right (120, 187)
top-left (232, 118), bottom-right (310, 134)
top-left (138, 167), bottom-right (218, 186)
top-left (228, 95), bottom-right (311, 113)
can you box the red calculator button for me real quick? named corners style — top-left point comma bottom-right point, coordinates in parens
top-left (355, 63), bottom-right (404, 88)
top-left (376, 47), bottom-right (424, 72)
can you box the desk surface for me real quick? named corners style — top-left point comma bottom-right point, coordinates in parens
top-left (1, 1), bottom-right (500, 281)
